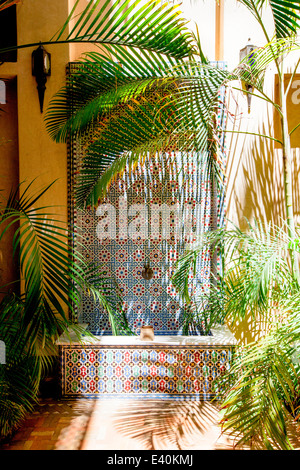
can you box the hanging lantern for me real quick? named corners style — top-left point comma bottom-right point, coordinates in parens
top-left (239, 39), bottom-right (257, 113)
top-left (32, 43), bottom-right (51, 113)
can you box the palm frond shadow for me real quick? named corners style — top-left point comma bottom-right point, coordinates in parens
top-left (111, 399), bottom-right (228, 450)
top-left (241, 132), bottom-right (284, 226)
top-left (227, 99), bottom-right (300, 229)
top-left (227, 107), bottom-right (285, 228)
top-left (244, 411), bottom-right (300, 450)
top-left (224, 105), bottom-right (300, 344)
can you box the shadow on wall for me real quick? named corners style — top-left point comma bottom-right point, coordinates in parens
top-left (226, 106), bottom-right (300, 344)
top-left (228, 117), bottom-right (281, 228)
top-left (227, 104), bottom-right (300, 228)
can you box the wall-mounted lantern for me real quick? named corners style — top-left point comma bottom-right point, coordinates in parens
top-left (239, 39), bottom-right (257, 113)
top-left (32, 44), bottom-right (51, 113)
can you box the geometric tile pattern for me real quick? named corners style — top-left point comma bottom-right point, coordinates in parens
top-left (69, 62), bottom-right (227, 336)
top-left (73, 152), bottom-right (225, 336)
top-left (59, 344), bottom-right (233, 399)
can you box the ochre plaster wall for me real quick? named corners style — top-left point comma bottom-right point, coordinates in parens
top-left (0, 0), bottom-right (104, 309)
top-left (0, 0), bottom-right (103, 224)
top-left (16, 0), bottom-right (70, 223)
top-left (226, 68), bottom-right (300, 232)
top-left (225, 57), bottom-right (300, 344)
top-left (0, 0), bottom-right (299, 341)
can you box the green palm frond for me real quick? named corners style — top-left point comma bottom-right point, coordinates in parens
top-left (46, 49), bottom-right (228, 207)
top-left (45, 46), bottom-right (181, 142)
top-left (53, 0), bottom-right (194, 57)
top-left (223, 221), bottom-right (294, 321)
top-left (269, 0), bottom-right (300, 38)
top-left (0, 294), bottom-right (43, 438)
top-left (0, 182), bottom-right (77, 325)
top-left (173, 219), bottom-right (300, 448)
top-left (81, 261), bottom-right (133, 335)
top-left (232, 36), bottom-right (300, 98)
top-left (45, 2), bottom-right (300, 210)
top-left (0, 180), bottom-right (131, 337)
top-left (173, 220), bottom-right (296, 326)
top-left (0, 0), bottom-right (195, 60)
top-left (0, 180), bottom-right (133, 438)
top-left (218, 331), bottom-right (299, 450)
top-left (238, 0), bottom-right (300, 39)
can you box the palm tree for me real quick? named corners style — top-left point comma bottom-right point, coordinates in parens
top-left (44, 0), bottom-right (300, 449)
top-left (170, 2), bottom-right (300, 449)
top-left (0, 180), bottom-right (133, 439)
top-left (45, 1), bottom-right (300, 234)
top-left (2, 0), bottom-right (299, 447)
top-left (44, 0), bottom-right (300, 317)
top-left (236, 0), bottom-right (300, 280)
top-left (0, 0), bottom-right (196, 438)
top-left (171, 217), bottom-right (300, 449)
top-left (0, 0), bottom-right (195, 59)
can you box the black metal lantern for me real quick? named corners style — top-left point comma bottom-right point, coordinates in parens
top-left (32, 44), bottom-right (51, 113)
top-left (239, 39), bottom-right (257, 113)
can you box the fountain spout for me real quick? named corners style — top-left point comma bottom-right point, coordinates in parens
top-left (141, 262), bottom-right (154, 280)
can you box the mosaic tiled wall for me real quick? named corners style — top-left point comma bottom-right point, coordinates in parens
top-left (73, 154), bottom-right (225, 335)
top-left (60, 344), bottom-right (232, 399)
top-left (69, 63), bottom-right (227, 336)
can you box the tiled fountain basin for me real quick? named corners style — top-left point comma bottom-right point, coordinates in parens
top-left (57, 325), bottom-right (237, 399)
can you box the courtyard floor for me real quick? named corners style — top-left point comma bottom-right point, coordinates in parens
top-left (0, 395), bottom-right (247, 451)
top-left (1, 389), bottom-right (300, 452)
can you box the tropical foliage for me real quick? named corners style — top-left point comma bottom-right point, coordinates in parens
top-left (44, 10), bottom-right (229, 332)
top-left (220, 221), bottom-right (300, 450)
top-left (0, 181), bottom-right (133, 438)
top-left (1, 0), bottom-right (300, 448)
top-left (44, 1), bottom-right (300, 213)
top-left (44, 0), bottom-right (300, 326)
top-left (172, 219), bottom-right (300, 449)
top-left (0, 0), bottom-right (20, 12)
top-left (0, 0), bottom-right (194, 59)
top-left (47, 0), bottom-right (300, 450)
top-left (170, 0), bottom-right (300, 450)
top-left (0, 0), bottom-right (195, 439)
top-left (45, 42), bottom-right (228, 206)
